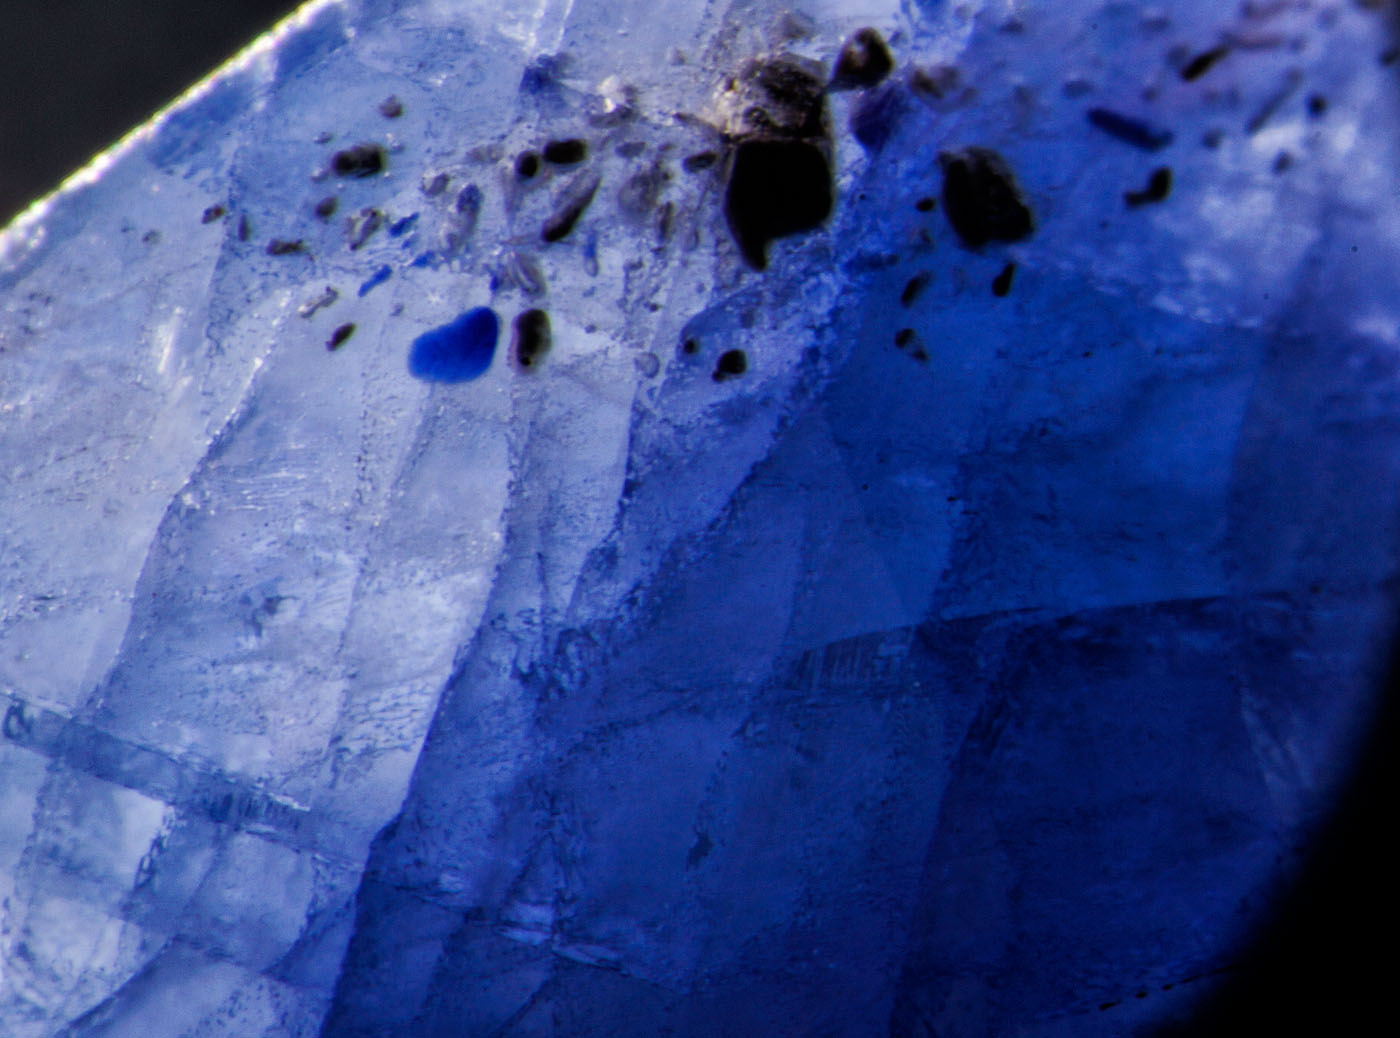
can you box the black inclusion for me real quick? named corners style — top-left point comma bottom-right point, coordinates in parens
top-left (542, 138), bottom-right (588, 165)
top-left (713, 349), bottom-right (748, 380)
top-left (1181, 46), bottom-right (1230, 82)
top-left (332, 143), bottom-right (386, 177)
top-left (542, 177), bottom-right (599, 243)
top-left (901, 272), bottom-right (931, 306)
top-left (939, 148), bottom-right (1034, 248)
top-left (752, 58), bottom-right (829, 138)
top-left (831, 27), bottom-right (895, 90)
top-left (1125, 167), bottom-right (1173, 207)
top-left (515, 151), bottom-right (541, 179)
top-left (724, 138), bottom-right (833, 269)
top-left (991, 261), bottom-right (1017, 297)
top-left (513, 309), bottom-right (552, 369)
top-left (327, 322), bottom-right (356, 351)
top-left (683, 151), bottom-right (718, 173)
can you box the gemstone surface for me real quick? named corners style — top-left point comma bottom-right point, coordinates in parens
top-left (1, 1), bottom-right (1398, 1034)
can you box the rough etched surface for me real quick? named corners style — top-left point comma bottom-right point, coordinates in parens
top-left (1, 0), bottom-right (1398, 1034)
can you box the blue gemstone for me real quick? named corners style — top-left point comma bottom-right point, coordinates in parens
top-left (408, 307), bottom-right (499, 382)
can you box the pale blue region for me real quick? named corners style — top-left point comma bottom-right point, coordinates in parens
top-left (0, 0), bottom-right (1397, 1035)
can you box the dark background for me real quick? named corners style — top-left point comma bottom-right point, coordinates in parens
top-left (0, 0), bottom-right (303, 225)
top-left (1, 1), bottom-right (1395, 1032)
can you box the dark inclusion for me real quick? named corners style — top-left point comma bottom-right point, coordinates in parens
top-left (328, 322), bottom-right (356, 351)
top-left (1086, 108), bottom-right (1174, 152)
top-left (723, 56), bottom-right (834, 270)
top-left (332, 143), bottom-right (387, 177)
top-left (1181, 46), bottom-right (1230, 82)
top-left (901, 272), bottom-right (931, 306)
top-left (542, 138), bottom-right (588, 165)
top-left (830, 28), bottom-right (894, 91)
top-left (542, 176), bottom-right (600, 243)
top-left (991, 261), bottom-right (1017, 297)
top-left (515, 151), bottom-right (542, 179)
top-left (939, 148), bottom-right (1034, 247)
top-left (713, 349), bottom-right (748, 381)
top-left (512, 309), bottom-right (552, 369)
top-left (1125, 167), bottom-right (1173, 207)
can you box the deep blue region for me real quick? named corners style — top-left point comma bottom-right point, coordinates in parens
top-left (358, 264), bottom-right (392, 297)
top-left (407, 307), bottom-right (499, 382)
top-left (322, 229), bottom-right (1395, 1032)
top-left (389, 213), bottom-right (418, 237)
top-left (850, 83), bottom-right (909, 152)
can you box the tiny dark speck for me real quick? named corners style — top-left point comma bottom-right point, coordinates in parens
top-left (894, 328), bottom-right (916, 349)
top-left (1086, 108), bottom-right (1174, 151)
top-left (831, 27), bottom-right (895, 90)
top-left (332, 143), bottom-right (387, 178)
top-left (328, 323), bottom-right (356, 351)
top-left (267, 239), bottom-right (307, 255)
top-left (378, 95), bottom-right (404, 118)
top-left (713, 349), bottom-right (748, 381)
top-left (315, 196), bottom-right (339, 220)
top-left (542, 138), bottom-right (588, 165)
top-left (1181, 46), bottom-right (1229, 82)
top-left (991, 261), bottom-right (1016, 297)
top-left (900, 272), bottom-right (931, 306)
top-left (915, 196), bottom-right (936, 212)
top-left (512, 309), bottom-right (552, 369)
top-left (681, 337), bottom-right (700, 355)
top-left (237, 214), bottom-right (250, 241)
top-left (201, 204), bottom-right (226, 224)
top-left (939, 148), bottom-right (1034, 247)
top-left (1307, 93), bottom-right (1328, 117)
top-left (515, 151), bottom-right (541, 179)
top-left (1125, 166), bottom-right (1173, 207)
